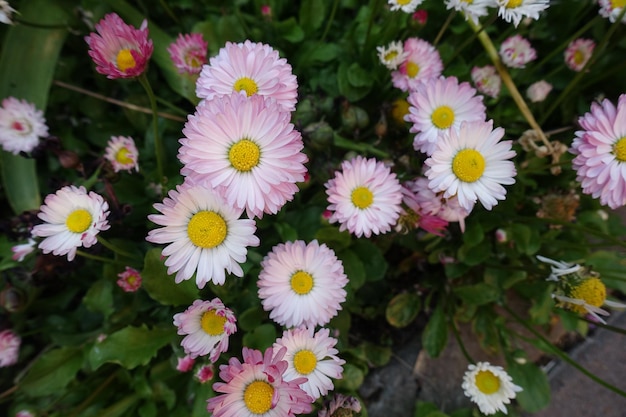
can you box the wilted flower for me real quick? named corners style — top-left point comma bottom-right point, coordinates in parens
top-left (0, 97), bottom-right (49, 155)
top-left (116, 267), bottom-right (142, 292)
top-left (526, 80), bottom-right (552, 103)
top-left (499, 35), bottom-right (537, 68)
top-left (535, 190), bottom-right (579, 227)
top-left (167, 33), bottom-right (208, 75)
top-left (0, 329), bottom-right (20, 367)
top-left (318, 393), bottom-right (362, 417)
top-left (104, 136), bottom-right (139, 173)
top-left (471, 65), bottom-right (502, 98)
top-left (564, 38), bottom-right (595, 72)
top-left (462, 361), bottom-right (523, 415)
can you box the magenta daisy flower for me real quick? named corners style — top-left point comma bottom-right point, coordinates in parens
top-left (116, 266), bottom-right (142, 292)
top-left (258, 240), bottom-right (348, 329)
top-left (104, 136), bottom-right (139, 173)
top-left (407, 76), bottom-right (486, 155)
top-left (179, 93), bottom-right (307, 219)
top-left (173, 298), bottom-right (237, 362)
top-left (196, 364), bottom-right (215, 383)
top-left (167, 33), bottom-right (208, 75)
top-left (0, 97), bottom-right (49, 155)
top-left (564, 38), bottom-right (595, 72)
top-left (325, 156), bottom-right (403, 238)
top-left (207, 346), bottom-right (312, 417)
top-left (0, 329), bottom-right (20, 367)
top-left (196, 40), bottom-right (298, 111)
top-left (391, 37), bottom-right (443, 92)
top-left (84, 13), bottom-right (154, 79)
top-left (570, 94), bottom-right (626, 209)
top-left (471, 65), bottom-right (502, 99)
top-left (499, 35), bottom-right (537, 69)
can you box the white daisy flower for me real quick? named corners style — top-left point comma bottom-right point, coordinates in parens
top-left (376, 40), bottom-right (408, 71)
top-left (0, 1), bottom-right (16, 25)
top-left (31, 185), bottom-right (110, 262)
top-left (387, 0), bottom-right (424, 13)
top-left (462, 361), bottom-right (523, 415)
top-left (496, 0), bottom-right (550, 27)
top-left (599, 0), bottom-right (626, 23)
top-left (0, 97), bottom-right (49, 155)
top-left (445, 0), bottom-right (493, 24)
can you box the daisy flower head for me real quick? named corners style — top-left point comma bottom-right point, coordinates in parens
top-left (179, 93), bottom-right (308, 219)
top-left (409, 176), bottom-right (472, 232)
top-left (196, 363), bottom-right (215, 383)
top-left (0, 1), bottom-right (16, 25)
top-left (564, 38), bottom-right (595, 72)
top-left (425, 120), bottom-right (516, 212)
top-left (207, 346), bottom-right (313, 417)
top-left (396, 181), bottom-right (449, 236)
top-left (325, 156), bottom-right (403, 238)
top-left (388, 0), bottom-right (425, 14)
top-left (526, 80), bottom-right (552, 103)
top-left (0, 97), bottom-right (49, 155)
top-left (84, 13), bottom-right (154, 79)
top-left (318, 393), bottom-right (362, 417)
top-left (0, 329), bottom-right (20, 367)
top-left (274, 327), bottom-right (345, 400)
top-left (462, 361), bottom-right (522, 415)
top-left (499, 35), bottom-right (537, 68)
top-left (173, 298), bottom-right (237, 362)
top-left (258, 240), bottom-right (348, 328)
top-left (599, 0), bottom-right (626, 23)
top-left (104, 136), bottom-right (139, 173)
top-left (407, 75), bottom-right (487, 155)
top-left (471, 65), bottom-right (502, 99)
top-left (167, 33), bottom-right (208, 75)
top-left (495, 0), bottom-right (550, 27)
top-left (146, 180), bottom-right (260, 288)
top-left (570, 94), bottom-right (626, 209)
top-left (31, 185), bottom-right (110, 262)
top-left (176, 354), bottom-right (195, 372)
top-left (445, 0), bottom-right (493, 24)
top-left (116, 266), bottom-right (142, 292)
top-left (391, 37), bottom-right (443, 92)
top-left (377, 40), bottom-right (408, 71)
top-left (196, 40), bottom-right (298, 111)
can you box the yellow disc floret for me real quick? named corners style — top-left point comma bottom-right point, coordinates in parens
top-left (506, 0), bottom-right (523, 8)
top-left (290, 271), bottom-right (314, 295)
top-left (201, 309), bottom-right (227, 336)
top-left (406, 61), bottom-right (420, 78)
top-left (611, 0), bottom-right (626, 8)
top-left (229, 139), bottom-right (261, 172)
top-left (568, 277), bottom-right (606, 314)
top-left (244, 381), bottom-right (274, 414)
top-left (116, 49), bottom-right (137, 72)
top-left (475, 370), bottom-right (501, 394)
top-left (187, 211), bottom-right (227, 249)
top-left (452, 149), bottom-right (486, 183)
top-left (233, 77), bottom-right (259, 96)
top-left (115, 147), bottom-right (134, 165)
top-left (431, 105), bottom-right (455, 129)
top-left (293, 350), bottom-right (318, 375)
top-left (66, 209), bottom-right (93, 233)
top-left (351, 186), bottom-right (374, 209)
top-left (613, 137), bottom-right (626, 162)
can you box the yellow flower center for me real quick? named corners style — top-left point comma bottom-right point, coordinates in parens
top-left (290, 271), bottom-right (314, 295)
top-left (351, 186), bottom-right (374, 209)
top-left (506, 0), bottom-right (523, 8)
top-left (391, 99), bottom-right (410, 125)
top-left (228, 139), bottom-right (261, 172)
top-left (573, 50), bottom-right (585, 65)
top-left (462, 0), bottom-right (474, 3)
top-left (431, 105), bottom-right (455, 129)
top-left (115, 147), bottom-right (134, 165)
top-left (397, 0), bottom-right (411, 4)
top-left (116, 49), bottom-right (137, 72)
top-left (568, 277), bottom-right (606, 314)
top-left (244, 381), bottom-right (274, 414)
top-left (406, 61), bottom-right (420, 78)
top-left (613, 137), bottom-right (626, 162)
top-left (200, 309), bottom-right (227, 336)
top-left (452, 149), bottom-right (486, 183)
top-left (66, 209), bottom-right (93, 233)
top-left (475, 370), bottom-right (501, 394)
top-left (293, 349), bottom-right (318, 375)
top-left (187, 211), bottom-right (227, 249)
top-left (233, 77), bottom-right (259, 96)
top-left (384, 50), bottom-right (398, 62)
top-left (611, 0), bottom-right (626, 8)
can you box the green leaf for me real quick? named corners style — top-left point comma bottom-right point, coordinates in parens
top-left (511, 224), bottom-right (541, 255)
top-left (95, 394), bottom-right (140, 417)
top-left (506, 361), bottom-right (550, 413)
top-left (352, 239), bottom-right (388, 282)
top-left (414, 400), bottom-right (440, 417)
top-left (138, 401), bottom-right (157, 417)
top-left (361, 342), bottom-right (392, 367)
top-left (299, 0), bottom-right (327, 34)
top-left (192, 382), bottom-right (215, 417)
top-left (142, 248), bottom-right (199, 306)
top-left (346, 62), bottom-right (374, 88)
top-left (333, 363), bottom-right (365, 391)
top-left (19, 346), bottom-right (84, 397)
top-left (88, 325), bottom-right (176, 370)
top-left (386, 292), bottom-right (421, 328)
top-left (242, 323), bottom-right (277, 351)
top-left (337, 61), bottom-right (372, 102)
top-left (315, 226), bottom-right (352, 252)
top-left (422, 304), bottom-right (448, 358)
top-left (274, 222), bottom-right (299, 242)
top-left (462, 220), bottom-right (484, 248)
top-left (83, 278), bottom-right (114, 318)
top-left (275, 17), bottom-right (305, 43)
top-left (238, 305), bottom-right (267, 331)
top-left (338, 249), bottom-right (366, 290)
top-left (453, 283), bottom-right (500, 306)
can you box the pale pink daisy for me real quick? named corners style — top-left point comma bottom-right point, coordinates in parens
top-left (471, 65), bottom-right (502, 99)
top-left (196, 40), bottom-right (298, 111)
top-left (496, 0), bottom-right (550, 27)
top-left (445, 0), bottom-right (493, 24)
top-left (570, 94), bottom-right (626, 209)
top-left (318, 394), bottom-right (362, 417)
top-left (173, 298), bottom-right (237, 362)
top-left (599, 0), bottom-right (626, 23)
top-left (258, 240), bottom-right (348, 329)
top-left (116, 266), bottom-right (142, 292)
top-left (167, 33), bottom-right (208, 75)
top-left (196, 364), bottom-right (215, 383)
top-left (564, 38), bottom-right (595, 72)
top-left (0, 329), bottom-right (20, 367)
top-left (388, 0), bottom-right (424, 13)
top-left (391, 37), bottom-right (443, 92)
top-left (84, 13), bottom-right (154, 79)
top-left (425, 120), bottom-right (517, 212)
top-left (104, 136), bottom-right (139, 173)
top-left (499, 35), bottom-right (537, 68)
top-left (377, 40), bottom-right (408, 71)
top-left (11, 238), bottom-right (36, 262)
top-left (409, 177), bottom-right (472, 232)
top-left (31, 185), bottom-right (110, 262)
top-left (0, 1), bottom-right (16, 25)
top-left (407, 75), bottom-right (486, 155)
top-left (526, 80), bottom-right (552, 103)
top-left (15, 411), bottom-right (35, 417)
top-left (207, 346), bottom-right (313, 417)
top-left (146, 180), bottom-right (260, 288)
top-left (0, 97), bottom-right (49, 155)
top-left (179, 93), bottom-right (307, 219)
top-left (176, 354), bottom-right (195, 372)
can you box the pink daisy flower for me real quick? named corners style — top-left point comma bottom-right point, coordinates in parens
top-left (167, 33), bottom-right (208, 75)
top-left (196, 40), bottom-right (298, 111)
top-left (391, 37), bottom-right (443, 92)
top-left (207, 346), bottom-right (313, 417)
top-left (258, 240), bottom-right (348, 329)
top-left (318, 393), bottom-right (362, 417)
top-left (499, 35), bottom-right (537, 69)
top-left (496, 0), bottom-right (550, 27)
top-left (526, 80), bottom-right (552, 103)
top-left (116, 266), bottom-right (142, 292)
top-left (564, 38), bottom-right (595, 72)
top-left (104, 136), bottom-right (139, 173)
top-left (179, 93), bottom-right (307, 219)
top-left (176, 354), bottom-right (195, 372)
top-left (173, 298), bottom-right (237, 362)
top-left (471, 65), bottom-right (502, 99)
top-left (84, 13), bottom-right (153, 79)
top-left (196, 364), bottom-right (215, 383)
top-left (274, 327), bottom-right (345, 400)
top-left (0, 329), bottom-right (20, 367)
top-left (570, 94), bottom-right (626, 209)
top-left (31, 185), bottom-right (110, 262)
top-left (325, 156), bottom-right (403, 238)
top-left (0, 97), bottom-right (49, 155)
top-left (11, 238), bottom-right (36, 262)
top-left (599, 0), bottom-right (626, 23)
top-left (407, 76), bottom-right (486, 155)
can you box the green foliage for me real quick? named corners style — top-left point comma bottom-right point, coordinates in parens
top-left (506, 360), bottom-right (551, 413)
top-left (422, 304), bottom-right (448, 358)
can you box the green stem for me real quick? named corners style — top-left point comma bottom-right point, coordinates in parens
top-left (450, 317), bottom-right (474, 364)
top-left (68, 371), bottom-right (119, 417)
top-left (137, 73), bottom-right (165, 185)
top-left (76, 250), bottom-right (124, 265)
top-left (321, 0), bottom-right (340, 42)
top-left (14, 17), bottom-right (70, 29)
top-left (577, 314), bottom-right (626, 336)
top-left (433, 11), bottom-right (456, 46)
top-left (363, 0), bottom-right (383, 55)
top-left (97, 236), bottom-right (136, 259)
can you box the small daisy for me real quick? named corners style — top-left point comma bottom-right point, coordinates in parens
top-left (116, 266), bottom-right (142, 292)
top-left (499, 35), bottom-right (537, 68)
top-left (0, 97), bottom-right (49, 155)
top-left (471, 65), bottom-right (502, 99)
top-left (258, 240), bottom-right (348, 329)
top-left (173, 298), bottom-right (237, 362)
top-left (104, 136), bottom-right (139, 173)
top-left (407, 75), bottom-right (486, 155)
top-left (409, 176), bottom-right (472, 232)
top-left (179, 93), bottom-right (308, 219)
top-left (376, 40), bottom-right (408, 71)
top-left (11, 238), bottom-right (36, 262)
top-left (318, 394), bottom-right (362, 417)
top-left (196, 40), bottom-right (298, 111)
top-left (0, 1), bottom-right (15, 25)
top-left (495, 0), bottom-right (550, 27)
top-left (391, 37), bottom-right (443, 92)
top-left (31, 185), bottom-right (110, 262)
top-left (146, 180), bottom-right (260, 288)
top-left (0, 329), bottom-right (20, 367)
top-left (526, 80), bottom-right (552, 103)
top-left (176, 354), bottom-right (195, 372)
top-left (196, 364), bottom-right (215, 383)
top-left (325, 156), bottom-right (403, 238)
top-left (207, 346), bottom-right (312, 417)
top-left (564, 38), bottom-right (595, 72)
top-left (84, 13), bottom-right (154, 79)
top-left (388, 0), bottom-right (424, 14)
top-left (445, 0), bottom-right (493, 24)
top-left (397, 182), bottom-right (449, 236)
top-left (599, 0), bottom-right (626, 23)
top-left (167, 33), bottom-right (208, 75)
top-left (462, 361), bottom-right (522, 415)
top-left (425, 120), bottom-right (516, 212)
top-left (570, 94), bottom-right (626, 209)
top-left (274, 327), bottom-right (345, 400)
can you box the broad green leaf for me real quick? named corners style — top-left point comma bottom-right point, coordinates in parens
top-left (352, 239), bottom-right (388, 282)
top-left (506, 361), bottom-right (550, 413)
top-left (333, 363), bottom-right (365, 391)
top-left (142, 248), bottom-right (199, 306)
top-left (462, 220), bottom-right (484, 248)
top-left (338, 249), bottom-right (366, 290)
top-left (453, 283), bottom-right (500, 306)
top-left (138, 401), bottom-right (157, 417)
top-left (95, 394), bottom-right (140, 417)
top-left (361, 342), bottom-right (392, 367)
top-left (192, 382), bottom-right (215, 417)
top-left (238, 305), bottom-right (267, 331)
top-left (242, 323), bottom-right (277, 351)
top-left (19, 346), bottom-right (84, 397)
top-left (511, 224), bottom-right (541, 256)
top-left (299, 0), bottom-right (327, 34)
top-left (346, 63), bottom-right (374, 88)
top-left (275, 17), bottom-right (305, 43)
top-left (337, 61), bottom-right (372, 102)
top-left (414, 400), bottom-right (439, 417)
top-left (386, 292), bottom-right (421, 328)
top-left (83, 278), bottom-right (114, 318)
top-left (422, 304), bottom-right (448, 358)
top-left (315, 226), bottom-right (352, 252)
